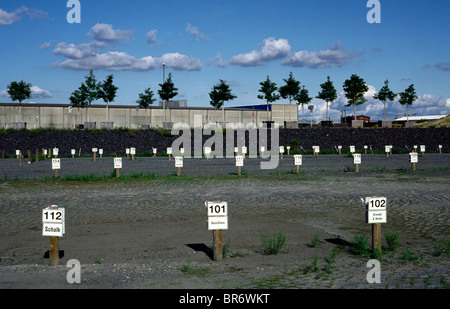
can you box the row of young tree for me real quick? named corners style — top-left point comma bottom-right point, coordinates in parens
top-left (68, 71), bottom-right (420, 124)
top-left (255, 73), bottom-right (418, 123)
top-left (5, 72), bottom-right (418, 124)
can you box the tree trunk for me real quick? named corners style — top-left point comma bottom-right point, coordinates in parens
top-left (106, 101), bottom-right (109, 122)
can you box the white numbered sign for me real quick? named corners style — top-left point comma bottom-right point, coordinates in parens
top-left (206, 202), bottom-right (228, 217)
top-left (294, 154), bottom-right (302, 166)
top-left (42, 206), bottom-right (65, 237)
top-left (350, 146), bottom-right (355, 153)
top-left (353, 153), bottom-right (361, 164)
top-left (205, 201), bottom-right (228, 230)
top-left (365, 197), bottom-right (387, 224)
top-left (52, 159), bottom-right (60, 170)
top-left (126, 148), bottom-right (130, 154)
top-left (204, 147), bottom-right (211, 154)
top-left (236, 155), bottom-right (244, 167)
top-left (313, 146), bottom-right (320, 153)
top-left (279, 146), bottom-right (284, 153)
top-left (92, 148), bottom-right (97, 153)
top-left (409, 152), bottom-right (418, 163)
top-left (167, 147), bottom-right (172, 155)
top-left (175, 156), bottom-right (183, 168)
top-left (53, 148), bottom-right (59, 156)
top-left (114, 158), bottom-right (122, 169)
top-left (130, 148), bottom-right (136, 155)
top-left (420, 145), bottom-right (425, 152)
top-left (242, 146), bottom-right (247, 154)
top-left (71, 149), bottom-right (75, 155)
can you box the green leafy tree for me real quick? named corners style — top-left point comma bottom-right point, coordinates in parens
top-left (296, 85), bottom-right (313, 123)
top-left (158, 73), bottom-right (178, 123)
top-left (81, 70), bottom-right (100, 122)
top-left (316, 76), bottom-right (337, 121)
top-left (209, 79), bottom-right (237, 121)
top-left (343, 74), bottom-right (369, 120)
top-left (399, 84), bottom-right (418, 123)
top-left (137, 88), bottom-right (156, 125)
top-left (98, 74), bottom-right (118, 122)
top-left (374, 79), bottom-right (396, 121)
top-left (258, 76), bottom-right (280, 122)
top-left (7, 80), bottom-right (32, 122)
top-left (279, 72), bottom-right (301, 120)
top-left (70, 83), bottom-right (88, 123)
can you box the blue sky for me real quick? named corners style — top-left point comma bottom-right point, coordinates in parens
top-left (0, 0), bottom-right (449, 121)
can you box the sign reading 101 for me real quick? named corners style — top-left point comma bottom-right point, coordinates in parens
top-left (206, 202), bottom-right (227, 217)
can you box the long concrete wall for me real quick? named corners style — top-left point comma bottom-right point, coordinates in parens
top-left (0, 103), bottom-right (297, 129)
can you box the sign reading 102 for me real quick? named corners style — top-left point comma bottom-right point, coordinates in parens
top-left (206, 202), bottom-right (227, 217)
top-left (366, 197), bottom-right (386, 210)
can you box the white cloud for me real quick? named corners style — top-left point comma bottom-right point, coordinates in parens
top-left (230, 37), bottom-right (291, 66)
top-left (207, 52), bottom-right (227, 67)
top-left (53, 41), bottom-right (107, 59)
top-left (283, 41), bottom-right (360, 68)
top-left (0, 7), bottom-right (24, 25)
top-left (39, 41), bottom-right (52, 50)
top-left (53, 48), bottom-right (202, 72)
top-left (186, 23), bottom-right (209, 41)
top-left (0, 6), bottom-right (48, 25)
top-left (30, 86), bottom-right (52, 98)
top-left (436, 62), bottom-right (450, 72)
top-left (146, 29), bottom-right (158, 45)
top-left (88, 23), bottom-right (134, 43)
top-left (0, 86), bottom-right (52, 99)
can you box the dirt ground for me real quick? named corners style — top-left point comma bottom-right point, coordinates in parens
top-left (0, 154), bottom-right (448, 293)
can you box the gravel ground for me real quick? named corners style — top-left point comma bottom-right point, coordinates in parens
top-left (0, 153), bottom-right (448, 293)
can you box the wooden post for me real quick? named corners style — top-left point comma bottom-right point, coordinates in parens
top-left (296, 165), bottom-right (300, 174)
top-left (49, 236), bottom-right (59, 266)
top-left (115, 168), bottom-right (120, 178)
top-left (355, 163), bottom-right (359, 173)
top-left (93, 152), bottom-right (96, 162)
top-left (54, 168), bottom-right (58, 179)
top-left (237, 166), bottom-right (241, 176)
top-left (177, 167), bottom-right (181, 176)
top-left (27, 150), bottom-right (31, 163)
top-left (213, 230), bottom-right (223, 261)
top-left (372, 223), bottom-right (381, 253)
top-left (19, 152), bottom-right (22, 166)
top-left (411, 162), bottom-right (416, 171)
top-left (36, 149), bottom-right (39, 162)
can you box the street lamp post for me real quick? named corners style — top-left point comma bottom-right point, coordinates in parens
top-left (308, 105), bottom-right (314, 128)
top-left (162, 63), bottom-right (166, 124)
